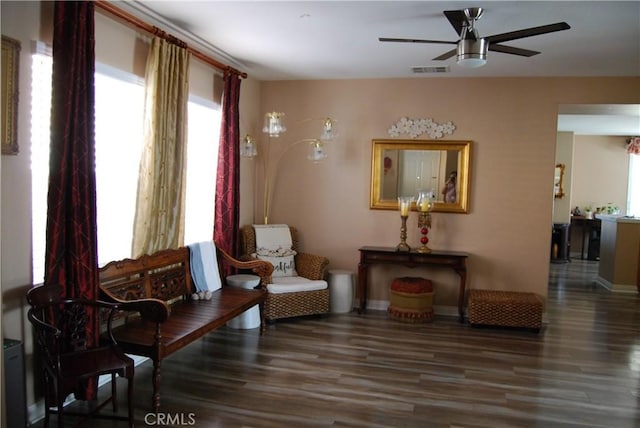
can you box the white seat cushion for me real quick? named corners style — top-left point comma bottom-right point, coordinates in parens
top-left (267, 276), bottom-right (328, 294)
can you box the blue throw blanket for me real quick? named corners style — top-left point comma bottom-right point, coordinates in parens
top-left (188, 241), bottom-right (222, 292)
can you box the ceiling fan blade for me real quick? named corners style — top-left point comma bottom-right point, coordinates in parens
top-left (379, 37), bottom-right (457, 45)
top-left (433, 48), bottom-right (457, 61)
top-left (443, 9), bottom-right (467, 36)
top-left (486, 22), bottom-right (570, 45)
top-left (489, 44), bottom-right (540, 57)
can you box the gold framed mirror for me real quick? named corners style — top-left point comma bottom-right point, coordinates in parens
top-left (554, 163), bottom-right (565, 199)
top-left (370, 139), bottom-right (472, 213)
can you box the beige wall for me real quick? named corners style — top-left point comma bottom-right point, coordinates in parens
top-left (1, 3), bottom-right (45, 417)
top-left (239, 77), bottom-right (262, 228)
top-left (249, 78), bottom-right (639, 309)
top-left (564, 134), bottom-right (630, 258)
top-left (570, 135), bottom-right (630, 214)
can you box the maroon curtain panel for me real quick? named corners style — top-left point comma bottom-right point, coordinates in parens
top-left (44, 0), bottom-right (99, 399)
top-left (214, 71), bottom-right (242, 271)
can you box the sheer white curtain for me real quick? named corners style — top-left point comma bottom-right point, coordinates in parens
top-left (132, 36), bottom-right (190, 256)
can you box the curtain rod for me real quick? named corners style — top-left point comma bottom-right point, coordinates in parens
top-left (94, 0), bottom-right (247, 78)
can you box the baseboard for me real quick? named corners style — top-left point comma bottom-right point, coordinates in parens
top-left (359, 300), bottom-right (550, 324)
top-left (361, 299), bottom-right (459, 318)
top-left (595, 276), bottom-right (638, 293)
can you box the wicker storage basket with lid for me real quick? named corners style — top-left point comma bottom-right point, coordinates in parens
top-left (467, 289), bottom-right (543, 331)
top-left (388, 277), bottom-right (434, 323)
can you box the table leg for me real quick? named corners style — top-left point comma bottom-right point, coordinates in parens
top-left (581, 223), bottom-right (587, 260)
top-left (357, 263), bottom-right (368, 313)
top-left (455, 268), bottom-right (467, 323)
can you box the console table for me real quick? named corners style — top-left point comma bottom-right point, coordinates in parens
top-left (358, 246), bottom-right (469, 322)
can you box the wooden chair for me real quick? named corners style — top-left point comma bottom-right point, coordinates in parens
top-left (27, 284), bottom-right (135, 428)
top-left (240, 225), bottom-right (330, 321)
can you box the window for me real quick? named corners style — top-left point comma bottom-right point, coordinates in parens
top-left (31, 54), bottom-right (220, 283)
top-left (628, 154), bottom-right (640, 217)
top-left (94, 66), bottom-right (145, 264)
top-left (30, 49), bottom-right (52, 284)
top-left (184, 97), bottom-right (220, 245)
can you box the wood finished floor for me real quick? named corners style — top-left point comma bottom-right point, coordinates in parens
top-left (37, 260), bottom-right (640, 427)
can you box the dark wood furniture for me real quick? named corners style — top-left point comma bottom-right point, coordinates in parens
top-left (358, 246), bottom-right (469, 322)
top-left (551, 223), bottom-right (570, 263)
top-left (98, 245), bottom-right (272, 412)
top-left (570, 216), bottom-right (601, 260)
top-left (27, 283), bottom-right (135, 428)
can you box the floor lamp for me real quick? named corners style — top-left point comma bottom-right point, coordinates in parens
top-left (241, 112), bottom-right (336, 224)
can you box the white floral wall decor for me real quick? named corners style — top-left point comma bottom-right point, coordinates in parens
top-left (387, 117), bottom-right (456, 139)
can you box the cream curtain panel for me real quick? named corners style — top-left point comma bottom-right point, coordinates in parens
top-left (132, 36), bottom-right (190, 257)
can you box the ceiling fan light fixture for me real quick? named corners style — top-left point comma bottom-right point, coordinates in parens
top-left (458, 56), bottom-right (487, 68)
top-left (456, 38), bottom-right (487, 68)
top-left (380, 8), bottom-right (570, 70)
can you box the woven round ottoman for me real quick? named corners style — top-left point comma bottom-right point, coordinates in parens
top-left (388, 277), bottom-right (434, 323)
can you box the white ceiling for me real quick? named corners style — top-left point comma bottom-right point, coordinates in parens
top-left (558, 104), bottom-right (640, 136)
top-left (119, 1), bottom-right (640, 135)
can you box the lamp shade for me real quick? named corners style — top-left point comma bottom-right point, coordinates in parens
top-left (240, 134), bottom-right (257, 157)
top-left (308, 140), bottom-right (327, 162)
top-left (457, 39), bottom-right (487, 68)
top-left (263, 112), bottom-right (286, 137)
top-left (320, 118), bottom-right (336, 141)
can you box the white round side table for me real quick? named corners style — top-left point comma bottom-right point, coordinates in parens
top-left (327, 269), bottom-right (355, 313)
top-left (226, 274), bottom-right (261, 329)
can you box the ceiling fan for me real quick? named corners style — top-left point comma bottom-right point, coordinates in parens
top-left (379, 7), bottom-right (570, 68)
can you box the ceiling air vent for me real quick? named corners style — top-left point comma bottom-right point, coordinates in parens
top-left (412, 66), bottom-right (450, 74)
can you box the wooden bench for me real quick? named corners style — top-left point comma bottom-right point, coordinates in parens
top-left (467, 289), bottom-right (543, 332)
top-left (98, 245), bottom-right (273, 412)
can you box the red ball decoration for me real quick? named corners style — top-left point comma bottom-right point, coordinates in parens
top-left (421, 237), bottom-right (428, 244)
top-left (421, 227), bottom-right (428, 234)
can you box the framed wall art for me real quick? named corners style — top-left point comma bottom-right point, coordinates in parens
top-left (2, 35), bottom-right (21, 155)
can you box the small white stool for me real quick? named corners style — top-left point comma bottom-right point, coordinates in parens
top-left (327, 269), bottom-right (355, 313)
top-left (226, 274), bottom-right (261, 329)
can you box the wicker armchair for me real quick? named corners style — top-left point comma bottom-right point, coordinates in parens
top-left (240, 225), bottom-right (330, 321)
